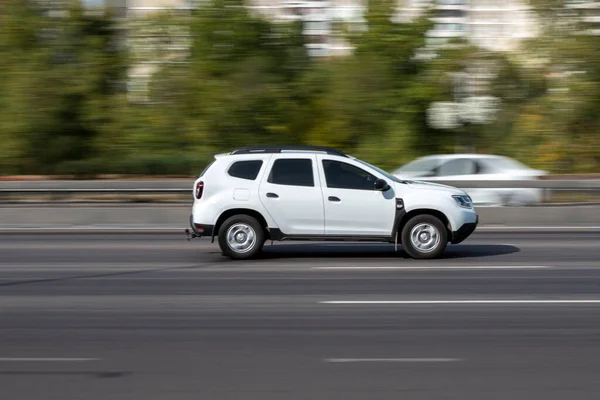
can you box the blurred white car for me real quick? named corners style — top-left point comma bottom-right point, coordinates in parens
top-left (391, 154), bottom-right (547, 206)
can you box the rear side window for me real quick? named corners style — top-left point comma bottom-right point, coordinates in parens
top-left (268, 158), bottom-right (314, 187)
top-left (228, 160), bottom-right (263, 180)
top-left (438, 159), bottom-right (476, 176)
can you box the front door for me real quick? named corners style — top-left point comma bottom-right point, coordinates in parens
top-left (317, 156), bottom-right (396, 236)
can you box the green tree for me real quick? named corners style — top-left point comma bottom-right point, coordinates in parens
top-left (187, 0), bottom-right (309, 154)
top-left (0, 0), bottom-right (44, 174)
top-left (0, 0), bottom-right (127, 176)
top-left (302, 0), bottom-right (437, 169)
top-left (508, 0), bottom-right (600, 172)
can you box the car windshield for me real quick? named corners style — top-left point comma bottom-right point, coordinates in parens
top-left (352, 157), bottom-right (405, 183)
top-left (394, 157), bottom-right (439, 173)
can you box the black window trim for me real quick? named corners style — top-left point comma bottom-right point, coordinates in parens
top-left (321, 159), bottom-right (379, 191)
top-left (267, 157), bottom-right (315, 187)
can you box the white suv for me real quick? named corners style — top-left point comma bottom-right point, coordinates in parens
top-left (187, 146), bottom-right (478, 260)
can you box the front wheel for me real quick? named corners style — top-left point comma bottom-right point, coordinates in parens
top-left (401, 215), bottom-right (448, 259)
top-left (218, 215), bottom-right (265, 260)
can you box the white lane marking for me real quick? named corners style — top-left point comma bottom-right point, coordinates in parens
top-left (312, 266), bottom-right (552, 271)
top-left (0, 358), bottom-right (101, 362)
top-left (321, 300), bottom-right (600, 305)
top-left (325, 358), bottom-right (462, 363)
top-left (478, 226), bottom-right (600, 231)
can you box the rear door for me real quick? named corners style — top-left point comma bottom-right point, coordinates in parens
top-left (431, 158), bottom-right (494, 204)
top-left (431, 158), bottom-right (477, 181)
top-left (258, 154), bottom-right (325, 235)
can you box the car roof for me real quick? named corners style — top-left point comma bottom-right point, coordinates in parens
top-left (229, 146), bottom-right (349, 157)
top-left (414, 154), bottom-right (509, 161)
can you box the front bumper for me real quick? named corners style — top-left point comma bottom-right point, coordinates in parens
top-left (451, 215), bottom-right (478, 244)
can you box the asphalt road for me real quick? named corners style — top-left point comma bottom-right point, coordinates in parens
top-left (1, 230), bottom-right (600, 400)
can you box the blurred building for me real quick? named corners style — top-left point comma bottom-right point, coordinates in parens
top-left (399, 0), bottom-right (538, 52)
top-left (397, 0), bottom-right (468, 44)
top-left (78, 0), bottom-right (555, 102)
top-left (104, 0), bottom-right (196, 102)
top-left (246, 0), bottom-right (365, 57)
top-left (93, 0), bottom-right (363, 58)
top-left (109, 0), bottom-right (540, 60)
top-left (111, 0), bottom-right (364, 100)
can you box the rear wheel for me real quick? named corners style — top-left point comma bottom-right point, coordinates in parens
top-left (218, 215), bottom-right (265, 260)
top-left (401, 214), bottom-right (448, 259)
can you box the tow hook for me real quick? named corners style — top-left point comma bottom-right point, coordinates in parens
top-left (185, 228), bottom-right (201, 241)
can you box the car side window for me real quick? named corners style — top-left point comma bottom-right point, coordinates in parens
top-left (438, 159), bottom-right (476, 176)
top-left (228, 160), bottom-right (263, 180)
top-left (322, 160), bottom-right (377, 190)
top-left (267, 158), bottom-right (314, 187)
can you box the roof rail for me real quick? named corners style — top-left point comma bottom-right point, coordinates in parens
top-left (230, 145), bottom-right (348, 157)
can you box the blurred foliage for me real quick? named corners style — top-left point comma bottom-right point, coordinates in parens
top-left (0, 0), bottom-right (127, 176)
top-left (506, 0), bottom-right (600, 173)
top-left (0, 0), bottom-right (599, 176)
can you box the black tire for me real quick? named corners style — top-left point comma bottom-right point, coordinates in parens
top-left (401, 214), bottom-right (448, 259)
top-left (218, 214), bottom-right (265, 260)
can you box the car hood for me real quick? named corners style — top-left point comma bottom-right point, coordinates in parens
top-left (395, 168), bottom-right (547, 180)
top-left (396, 180), bottom-right (466, 196)
top-left (394, 171), bottom-right (430, 179)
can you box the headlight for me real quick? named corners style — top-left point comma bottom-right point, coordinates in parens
top-left (453, 195), bottom-right (473, 209)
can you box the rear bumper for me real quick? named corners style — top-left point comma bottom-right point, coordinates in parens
top-left (451, 215), bottom-right (478, 244)
top-left (189, 214), bottom-right (214, 237)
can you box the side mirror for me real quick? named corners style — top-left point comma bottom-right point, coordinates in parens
top-left (374, 178), bottom-right (391, 192)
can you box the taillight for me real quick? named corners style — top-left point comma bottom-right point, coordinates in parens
top-left (195, 181), bottom-right (204, 200)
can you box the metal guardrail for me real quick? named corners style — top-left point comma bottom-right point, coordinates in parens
top-left (0, 179), bottom-right (600, 195)
top-left (0, 188), bottom-right (188, 195)
top-left (0, 180), bottom-right (192, 195)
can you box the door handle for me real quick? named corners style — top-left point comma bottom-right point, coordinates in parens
top-left (266, 192), bottom-right (279, 198)
top-left (328, 196), bottom-right (341, 202)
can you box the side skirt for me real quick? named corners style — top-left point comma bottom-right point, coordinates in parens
top-left (268, 228), bottom-right (393, 243)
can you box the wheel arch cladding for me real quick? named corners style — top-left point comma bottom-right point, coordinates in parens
top-left (397, 209), bottom-right (452, 243)
top-left (214, 208), bottom-right (269, 242)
